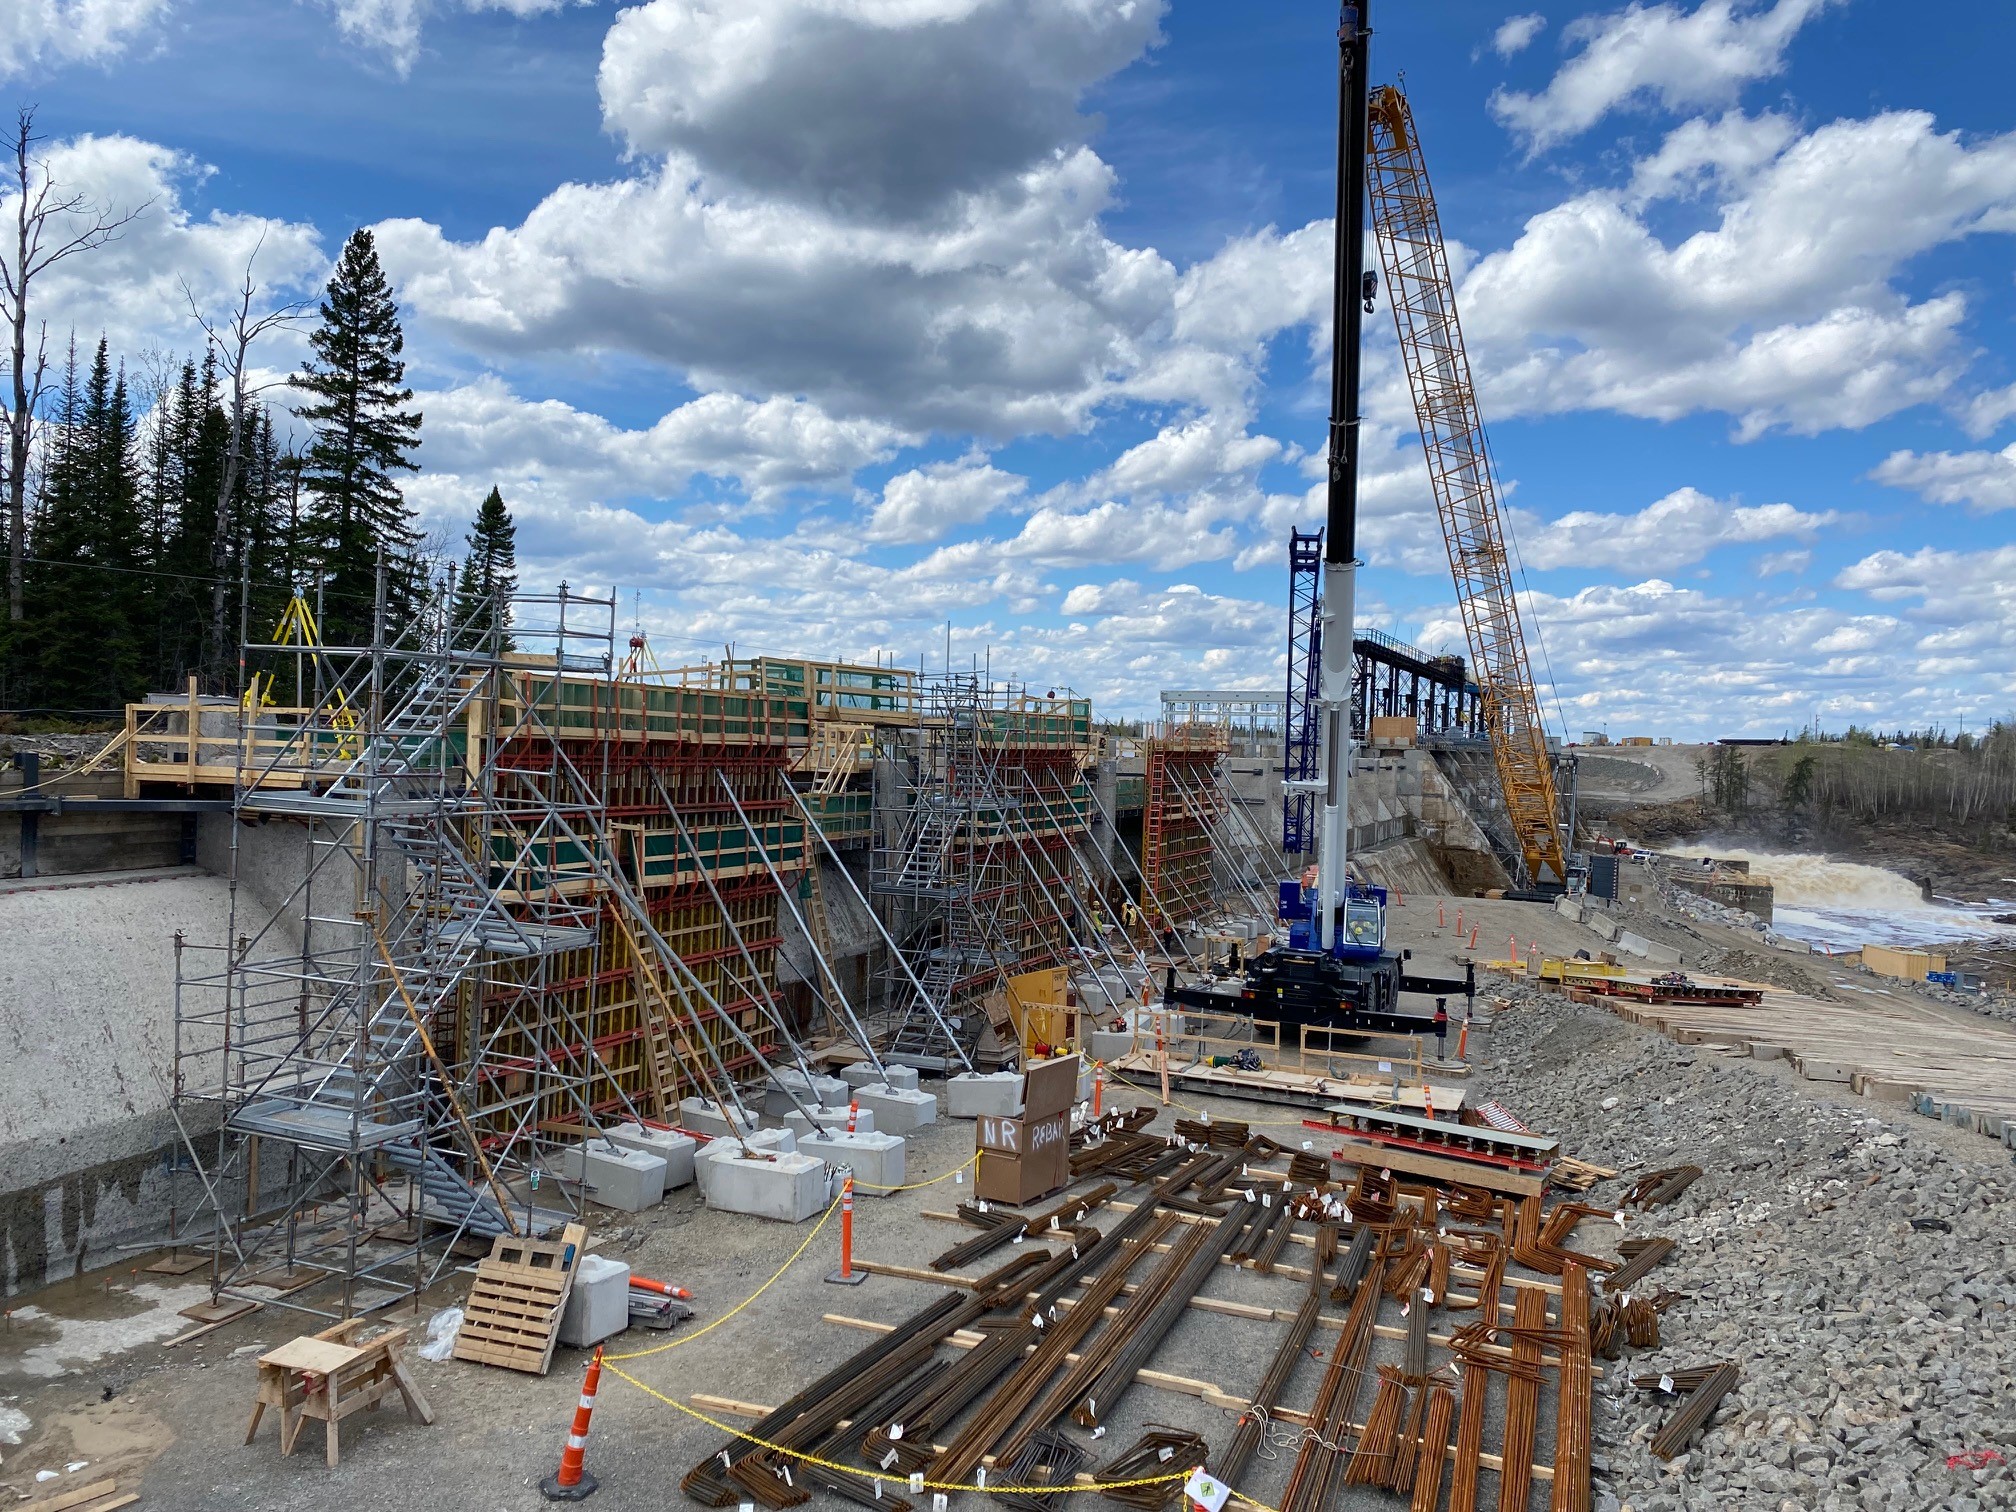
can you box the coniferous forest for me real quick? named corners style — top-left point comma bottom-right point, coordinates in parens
top-left (0, 222), bottom-right (516, 719)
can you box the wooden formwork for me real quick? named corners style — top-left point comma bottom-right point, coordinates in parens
top-left (464, 681), bottom-right (811, 1127)
top-left (1141, 727), bottom-right (1227, 928)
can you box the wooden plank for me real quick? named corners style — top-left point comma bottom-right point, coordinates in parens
top-left (76, 1495), bottom-right (139, 1512)
top-left (258, 1337), bottom-right (366, 1373)
top-left (21, 1480), bottom-right (118, 1512)
top-left (178, 1297), bottom-right (258, 1325)
top-left (1327, 1137), bottom-right (1546, 1198)
top-left (162, 1301), bottom-right (263, 1348)
top-left (143, 1252), bottom-right (208, 1276)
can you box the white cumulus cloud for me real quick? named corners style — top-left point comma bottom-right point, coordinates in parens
top-left (1493, 13), bottom-right (1547, 58)
top-left (1869, 445), bottom-right (2016, 513)
top-left (0, 0), bottom-right (167, 78)
top-left (1460, 109), bottom-right (2016, 437)
top-left (865, 457), bottom-right (1027, 543)
top-left (1516, 487), bottom-right (1836, 571)
top-left (599, 0), bottom-right (1163, 219)
top-left (1491, 0), bottom-right (1837, 152)
top-left (10, 133), bottom-right (325, 362)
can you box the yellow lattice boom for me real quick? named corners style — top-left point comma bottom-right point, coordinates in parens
top-left (1367, 84), bottom-right (1567, 884)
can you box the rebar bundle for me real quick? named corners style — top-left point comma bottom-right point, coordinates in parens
top-left (1096, 1429), bottom-right (1210, 1511)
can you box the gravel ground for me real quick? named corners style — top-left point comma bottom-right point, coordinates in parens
top-left (3, 888), bottom-right (2012, 1512)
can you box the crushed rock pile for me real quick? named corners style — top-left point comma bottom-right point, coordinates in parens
top-left (1474, 975), bottom-right (2016, 1512)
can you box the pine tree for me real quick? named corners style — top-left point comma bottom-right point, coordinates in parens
top-left (237, 407), bottom-right (296, 647)
top-left (292, 229), bottom-right (422, 644)
top-left (154, 356), bottom-right (229, 685)
top-left (24, 337), bottom-right (143, 708)
top-left (451, 485), bottom-right (517, 650)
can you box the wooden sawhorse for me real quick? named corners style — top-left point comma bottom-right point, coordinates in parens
top-left (247, 1318), bottom-right (434, 1467)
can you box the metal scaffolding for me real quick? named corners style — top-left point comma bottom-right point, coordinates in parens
top-left (868, 675), bottom-right (1112, 1066)
top-left (170, 573), bottom-right (620, 1319)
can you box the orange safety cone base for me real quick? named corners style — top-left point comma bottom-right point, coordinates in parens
top-left (541, 1468), bottom-right (599, 1502)
top-left (542, 1352), bottom-right (604, 1501)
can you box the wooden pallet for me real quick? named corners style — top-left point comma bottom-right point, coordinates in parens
top-left (452, 1223), bottom-right (586, 1376)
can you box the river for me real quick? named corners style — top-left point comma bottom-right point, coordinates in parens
top-left (1668, 845), bottom-right (2016, 951)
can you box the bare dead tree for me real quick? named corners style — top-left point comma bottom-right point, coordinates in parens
top-left (2, 106), bottom-right (151, 621)
top-left (182, 229), bottom-right (310, 683)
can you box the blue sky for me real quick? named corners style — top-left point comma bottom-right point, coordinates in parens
top-left (9, 0), bottom-right (2016, 736)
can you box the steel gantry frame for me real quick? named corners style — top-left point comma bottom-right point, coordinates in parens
top-left (1367, 83), bottom-right (1567, 886)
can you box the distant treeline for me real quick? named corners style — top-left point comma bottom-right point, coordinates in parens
top-left (1699, 722), bottom-right (2016, 836)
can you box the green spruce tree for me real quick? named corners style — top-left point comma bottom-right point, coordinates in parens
top-left (451, 485), bottom-right (517, 650)
top-left (151, 355), bottom-right (229, 684)
top-left (292, 229), bottom-right (422, 644)
top-left (24, 337), bottom-right (144, 708)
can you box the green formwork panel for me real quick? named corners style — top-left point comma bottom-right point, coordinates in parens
top-left (632, 821), bottom-right (807, 885)
top-left (487, 830), bottom-right (605, 891)
top-left (986, 701), bottom-right (1093, 748)
top-left (505, 672), bottom-right (812, 745)
top-left (807, 791), bottom-right (874, 842)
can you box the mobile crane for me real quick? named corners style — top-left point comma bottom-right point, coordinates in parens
top-left (1170, 0), bottom-right (1474, 1037)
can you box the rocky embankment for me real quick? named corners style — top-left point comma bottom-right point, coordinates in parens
top-left (1475, 976), bottom-right (2016, 1512)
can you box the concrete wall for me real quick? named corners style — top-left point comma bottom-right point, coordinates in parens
top-left (195, 811), bottom-right (361, 960)
top-left (776, 853), bottom-right (883, 1005)
top-left (1354, 835), bottom-right (1454, 898)
top-left (0, 869), bottom-right (234, 1294)
top-left (1, 808), bottom-right (193, 880)
top-left (1218, 747), bottom-right (1501, 881)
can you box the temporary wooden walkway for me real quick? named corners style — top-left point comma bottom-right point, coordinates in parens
top-left (1580, 977), bottom-right (2016, 1140)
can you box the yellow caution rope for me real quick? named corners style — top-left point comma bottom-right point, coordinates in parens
top-left (604, 1152), bottom-right (979, 1361)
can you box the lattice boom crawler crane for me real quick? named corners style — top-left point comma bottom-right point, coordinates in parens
top-left (1367, 82), bottom-right (1568, 888)
top-left (1172, 0), bottom-right (1472, 1037)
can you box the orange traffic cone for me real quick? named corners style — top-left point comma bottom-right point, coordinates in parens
top-left (825, 1169), bottom-right (866, 1286)
top-left (1437, 902), bottom-right (1445, 929)
top-left (1093, 1062), bottom-right (1105, 1118)
top-left (540, 1347), bottom-right (604, 1500)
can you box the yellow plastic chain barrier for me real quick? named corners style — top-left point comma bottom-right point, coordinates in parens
top-left (604, 1191), bottom-right (841, 1361)
top-left (588, 1145), bottom-right (1286, 1509)
top-left (604, 1364), bottom-right (1193, 1496)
